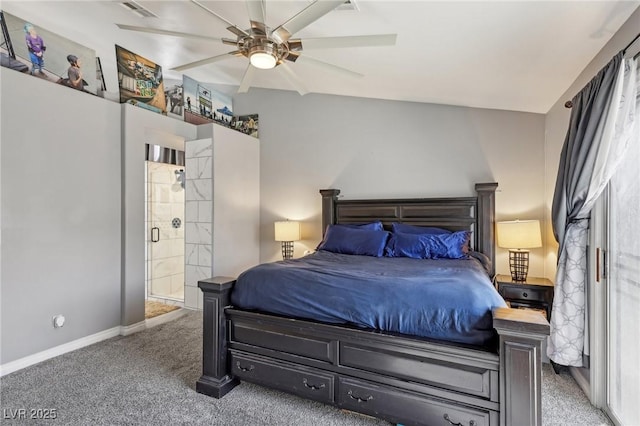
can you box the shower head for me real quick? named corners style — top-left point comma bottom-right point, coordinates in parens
top-left (173, 168), bottom-right (185, 191)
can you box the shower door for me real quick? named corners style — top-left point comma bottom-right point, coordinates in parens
top-left (146, 161), bottom-right (185, 301)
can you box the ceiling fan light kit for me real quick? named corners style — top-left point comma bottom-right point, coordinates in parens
top-left (250, 51), bottom-right (276, 69)
top-left (117, 0), bottom-right (397, 94)
top-left (239, 34), bottom-right (289, 69)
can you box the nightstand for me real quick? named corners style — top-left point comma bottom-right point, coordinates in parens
top-left (496, 274), bottom-right (554, 321)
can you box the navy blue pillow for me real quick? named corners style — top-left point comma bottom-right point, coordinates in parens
top-left (391, 222), bottom-right (452, 235)
top-left (384, 232), bottom-right (432, 259)
top-left (338, 221), bottom-right (384, 231)
top-left (428, 231), bottom-right (470, 259)
top-left (317, 225), bottom-right (389, 257)
top-left (385, 231), bottom-right (470, 259)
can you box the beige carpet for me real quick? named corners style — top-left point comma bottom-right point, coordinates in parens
top-left (145, 300), bottom-right (180, 319)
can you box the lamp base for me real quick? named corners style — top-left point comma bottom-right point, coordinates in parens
top-left (509, 249), bottom-right (530, 282)
top-left (281, 241), bottom-right (294, 260)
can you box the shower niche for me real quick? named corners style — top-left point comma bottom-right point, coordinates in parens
top-left (145, 144), bottom-right (185, 302)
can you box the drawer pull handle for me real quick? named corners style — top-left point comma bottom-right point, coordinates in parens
top-left (523, 292), bottom-right (528, 298)
top-left (236, 362), bottom-right (254, 373)
top-left (443, 414), bottom-right (476, 426)
top-left (302, 378), bottom-right (325, 391)
top-left (347, 390), bottom-right (373, 403)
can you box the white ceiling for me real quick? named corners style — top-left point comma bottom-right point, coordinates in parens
top-left (3, 1), bottom-right (639, 113)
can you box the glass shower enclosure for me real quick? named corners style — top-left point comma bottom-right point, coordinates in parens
top-left (145, 144), bottom-right (185, 302)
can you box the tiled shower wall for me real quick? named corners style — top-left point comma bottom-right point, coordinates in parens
top-left (184, 139), bottom-right (213, 309)
top-left (145, 162), bottom-right (185, 301)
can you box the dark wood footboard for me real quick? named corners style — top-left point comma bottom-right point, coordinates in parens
top-left (197, 278), bottom-right (550, 426)
top-left (493, 308), bottom-right (550, 426)
top-left (195, 277), bottom-right (238, 398)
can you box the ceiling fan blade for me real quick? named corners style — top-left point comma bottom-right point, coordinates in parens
top-left (116, 24), bottom-right (222, 42)
top-left (284, 51), bottom-right (300, 63)
top-left (300, 34), bottom-right (397, 50)
top-left (238, 64), bottom-right (256, 93)
top-left (171, 51), bottom-right (241, 72)
top-left (246, 0), bottom-right (266, 33)
top-left (222, 38), bottom-right (239, 47)
top-left (272, 0), bottom-right (344, 44)
top-left (297, 55), bottom-right (363, 79)
top-left (191, 0), bottom-right (249, 37)
top-left (226, 26), bottom-right (249, 38)
top-left (278, 62), bottom-right (309, 96)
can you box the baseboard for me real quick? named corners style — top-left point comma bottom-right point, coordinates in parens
top-left (119, 320), bottom-right (146, 336)
top-left (1, 311), bottom-right (187, 377)
top-left (570, 366), bottom-right (591, 400)
top-left (145, 308), bottom-right (186, 329)
top-left (0, 326), bottom-right (121, 377)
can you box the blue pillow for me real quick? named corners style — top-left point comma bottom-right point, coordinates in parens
top-left (429, 231), bottom-right (470, 259)
top-left (391, 222), bottom-right (451, 235)
top-left (337, 221), bottom-right (384, 231)
top-left (385, 231), bottom-right (470, 259)
top-left (317, 225), bottom-right (389, 257)
top-left (384, 232), bottom-right (432, 259)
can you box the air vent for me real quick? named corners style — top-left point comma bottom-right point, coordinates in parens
top-left (120, 1), bottom-right (157, 18)
top-left (336, 0), bottom-right (358, 11)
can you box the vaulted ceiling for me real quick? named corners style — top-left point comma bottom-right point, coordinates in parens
top-left (3, 1), bottom-right (638, 113)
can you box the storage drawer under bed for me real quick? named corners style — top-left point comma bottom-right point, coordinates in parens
top-left (229, 351), bottom-right (336, 404)
top-left (338, 377), bottom-right (498, 426)
top-left (339, 342), bottom-right (499, 401)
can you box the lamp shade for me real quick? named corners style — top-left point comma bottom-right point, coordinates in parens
top-left (496, 220), bottom-right (542, 249)
top-left (274, 221), bottom-right (301, 242)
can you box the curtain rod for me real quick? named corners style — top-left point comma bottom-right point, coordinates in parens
top-left (564, 31), bottom-right (640, 108)
top-left (623, 31), bottom-right (640, 56)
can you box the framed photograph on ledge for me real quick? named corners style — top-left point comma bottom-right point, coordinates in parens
top-left (115, 44), bottom-right (166, 115)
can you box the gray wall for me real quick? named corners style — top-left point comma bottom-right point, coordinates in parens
top-left (1, 68), bottom-right (121, 363)
top-left (543, 7), bottom-right (640, 279)
top-left (234, 89), bottom-right (546, 276)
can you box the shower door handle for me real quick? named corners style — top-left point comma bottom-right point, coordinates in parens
top-left (151, 227), bottom-right (160, 243)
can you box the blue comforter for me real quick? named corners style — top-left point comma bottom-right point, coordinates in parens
top-left (231, 251), bottom-right (507, 346)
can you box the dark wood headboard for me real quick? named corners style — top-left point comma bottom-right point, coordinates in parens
top-left (320, 183), bottom-right (498, 277)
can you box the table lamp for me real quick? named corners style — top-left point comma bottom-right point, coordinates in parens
top-left (274, 220), bottom-right (301, 260)
top-left (496, 219), bottom-right (542, 282)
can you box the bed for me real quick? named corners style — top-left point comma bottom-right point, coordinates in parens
top-left (196, 183), bottom-right (550, 426)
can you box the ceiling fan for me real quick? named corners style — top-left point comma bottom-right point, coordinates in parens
top-left (116, 0), bottom-right (397, 95)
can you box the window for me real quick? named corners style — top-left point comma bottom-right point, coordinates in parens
top-left (605, 109), bottom-right (640, 425)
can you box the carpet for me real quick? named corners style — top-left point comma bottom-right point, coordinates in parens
top-left (0, 311), bottom-right (612, 425)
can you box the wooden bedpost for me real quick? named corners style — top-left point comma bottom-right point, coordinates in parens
top-left (196, 277), bottom-right (239, 398)
top-left (320, 189), bottom-right (340, 236)
top-left (475, 182), bottom-right (498, 278)
top-left (493, 308), bottom-right (550, 426)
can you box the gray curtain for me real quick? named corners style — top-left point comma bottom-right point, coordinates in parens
top-left (552, 52), bottom-right (623, 250)
top-left (549, 52), bottom-right (638, 366)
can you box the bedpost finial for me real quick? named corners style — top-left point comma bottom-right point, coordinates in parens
top-left (319, 189), bottom-right (340, 199)
top-left (475, 182), bottom-right (498, 193)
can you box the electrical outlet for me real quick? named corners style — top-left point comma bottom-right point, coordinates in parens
top-left (52, 314), bottom-right (65, 328)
